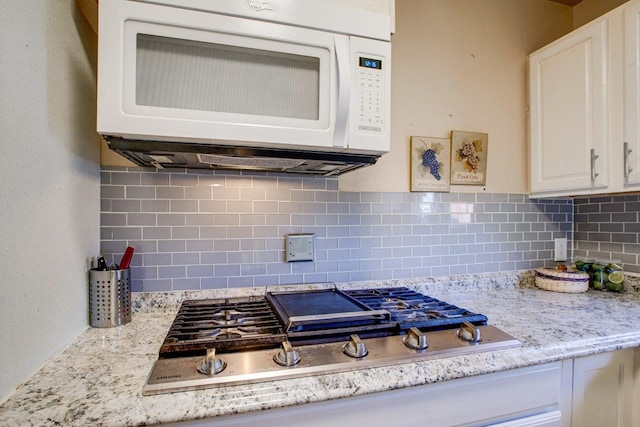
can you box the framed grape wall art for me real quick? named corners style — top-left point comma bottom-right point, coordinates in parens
top-left (410, 136), bottom-right (451, 192)
top-left (450, 131), bottom-right (488, 186)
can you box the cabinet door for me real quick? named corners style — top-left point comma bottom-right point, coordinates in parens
top-left (529, 20), bottom-right (609, 196)
top-left (624, 1), bottom-right (640, 186)
top-left (571, 350), bottom-right (634, 427)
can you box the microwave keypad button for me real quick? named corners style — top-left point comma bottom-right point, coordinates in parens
top-left (356, 62), bottom-right (385, 133)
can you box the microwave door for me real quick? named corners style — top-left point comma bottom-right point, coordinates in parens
top-left (333, 35), bottom-right (351, 150)
top-left (98, 1), bottom-right (339, 150)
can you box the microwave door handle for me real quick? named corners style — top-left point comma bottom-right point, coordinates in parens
top-left (333, 35), bottom-right (351, 148)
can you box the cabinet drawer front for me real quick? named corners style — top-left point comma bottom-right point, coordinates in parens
top-left (177, 362), bottom-right (564, 427)
top-left (490, 410), bottom-right (562, 427)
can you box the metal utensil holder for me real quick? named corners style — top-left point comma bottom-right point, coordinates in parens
top-left (89, 268), bottom-right (131, 328)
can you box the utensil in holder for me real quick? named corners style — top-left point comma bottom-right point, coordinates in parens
top-left (89, 268), bottom-right (131, 328)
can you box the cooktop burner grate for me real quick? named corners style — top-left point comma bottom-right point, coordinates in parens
top-left (159, 297), bottom-right (286, 356)
top-left (344, 287), bottom-right (487, 331)
top-left (157, 287), bottom-right (489, 357)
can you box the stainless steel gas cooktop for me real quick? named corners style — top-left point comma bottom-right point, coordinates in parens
top-left (143, 284), bottom-right (520, 395)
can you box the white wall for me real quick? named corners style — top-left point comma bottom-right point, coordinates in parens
top-left (339, 0), bottom-right (573, 193)
top-left (0, 0), bottom-right (100, 402)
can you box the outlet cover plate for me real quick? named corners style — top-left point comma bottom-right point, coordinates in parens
top-left (286, 233), bottom-right (315, 262)
top-left (554, 238), bottom-right (567, 262)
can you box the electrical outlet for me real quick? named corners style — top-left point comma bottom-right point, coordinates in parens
top-left (554, 238), bottom-right (567, 262)
top-left (286, 233), bottom-right (315, 262)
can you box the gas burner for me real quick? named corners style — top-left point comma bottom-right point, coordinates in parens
top-left (214, 330), bottom-right (242, 340)
top-left (379, 302), bottom-right (409, 310)
top-left (175, 315), bottom-right (280, 330)
top-left (344, 287), bottom-right (488, 331)
top-left (158, 297), bottom-right (287, 356)
top-left (394, 311), bottom-right (429, 321)
top-left (208, 310), bottom-right (270, 326)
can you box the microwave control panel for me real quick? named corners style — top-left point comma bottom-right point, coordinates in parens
top-left (355, 56), bottom-right (386, 135)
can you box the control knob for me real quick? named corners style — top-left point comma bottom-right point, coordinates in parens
top-left (457, 321), bottom-right (482, 344)
top-left (342, 334), bottom-right (368, 358)
top-left (197, 348), bottom-right (227, 376)
top-left (403, 327), bottom-right (429, 350)
top-left (273, 341), bottom-right (301, 367)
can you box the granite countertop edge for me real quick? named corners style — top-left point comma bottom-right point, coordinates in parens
top-left (2, 270), bottom-right (640, 426)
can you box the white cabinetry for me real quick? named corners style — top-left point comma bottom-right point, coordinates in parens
top-left (562, 349), bottom-right (635, 427)
top-left (529, 18), bottom-right (609, 196)
top-left (172, 349), bottom-right (638, 427)
top-left (529, 0), bottom-right (640, 197)
top-left (175, 362), bottom-right (564, 427)
top-left (624, 2), bottom-right (640, 186)
top-left (635, 348), bottom-right (640, 427)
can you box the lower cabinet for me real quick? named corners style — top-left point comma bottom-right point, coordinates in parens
top-left (170, 349), bottom-right (638, 427)
top-left (173, 362), bottom-right (564, 427)
top-left (562, 349), bottom-right (636, 427)
top-left (490, 411), bottom-right (562, 427)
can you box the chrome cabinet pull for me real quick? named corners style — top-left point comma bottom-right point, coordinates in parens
top-left (591, 148), bottom-right (599, 182)
top-left (624, 142), bottom-right (633, 179)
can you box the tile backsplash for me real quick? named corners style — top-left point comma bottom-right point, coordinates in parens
top-left (574, 194), bottom-right (640, 274)
top-left (101, 167), bottom-right (572, 292)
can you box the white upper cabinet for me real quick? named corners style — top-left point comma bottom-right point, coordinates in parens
top-left (624, 2), bottom-right (640, 186)
top-left (529, 19), bottom-right (609, 197)
top-left (529, 0), bottom-right (640, 197)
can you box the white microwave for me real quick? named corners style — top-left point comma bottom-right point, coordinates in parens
top-left (97, 0), bottom-right (391, 174)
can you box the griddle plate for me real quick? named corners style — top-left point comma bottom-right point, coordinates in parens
top-left (266, 288), bottom-right (395, 337)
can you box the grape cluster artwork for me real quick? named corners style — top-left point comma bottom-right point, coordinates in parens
top-left (450, 131), bottom-right (488, 185)
top-left (410, 131), bottom-right (488, 191)
top-left (410, 136), bottom-right (451, 192)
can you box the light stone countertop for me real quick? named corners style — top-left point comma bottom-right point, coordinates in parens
top-left (2, 272), bottom-right (640, 426)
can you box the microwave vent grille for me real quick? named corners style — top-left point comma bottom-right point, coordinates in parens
top-left (197, 153), bottom-right (304, 170)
